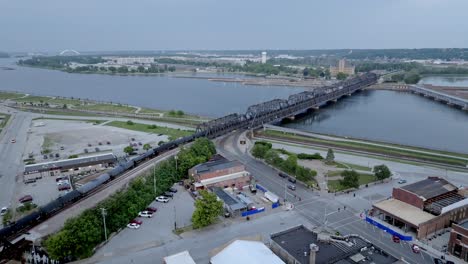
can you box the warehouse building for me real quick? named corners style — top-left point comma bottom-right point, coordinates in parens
top-left (24, 153), bottom-right (116, 179)
top-left (372, 177), bottom-right (468, 239)
top-left (448, 220), bottom-right (468, 261)
top-left (189, 155), bottom-right (251, 190)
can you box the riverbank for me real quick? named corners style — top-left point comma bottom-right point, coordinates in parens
top-left (256, 128), bottom-right (468, 169)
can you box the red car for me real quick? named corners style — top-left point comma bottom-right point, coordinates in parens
top-left (58, 184), bottom-right (71, 191)
top-left (146, 207), bottom-right (157, 213)
top-left (19, 195), bottom-right (33, 203)
top-left (392, 235), bottom-right (400, 243)
top-left (130, 219), bottom-right (143, 225)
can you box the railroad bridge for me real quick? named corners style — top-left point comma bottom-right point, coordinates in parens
top-left (197, 73), bottom-right (378, 138)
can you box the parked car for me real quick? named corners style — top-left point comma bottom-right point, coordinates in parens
top-left (19, 195), bottom-right (33, 203)
top-left (156, 196), bottom-right (169, 203)
top-left (10, 139), bottom-right (16, 143)
top-left (411, 244), bottom-right (420, 254)
top-left (58, 184), bottom-right (71, 191)
top-left (138, 211), bottom-right (153, 218)
top-left (127, 223), bottom-right (141, 229)
top-left (398, 179), bottom-right (407, 184)
top-left (146, 207), bottom-right (157, 213)
top-left (88, 143), bottom-right (92, 147)
top-left (95, 147), bottom-right (100, 152)
top-left (43, 155), bottom-right (48, 159)
top-left (164, 192), bottom-right (174, 198)
top-left (130, 219), bottom-right (143, 225)
top-left (138, 142), bottom-right (142, 146)
top-left (131, 137), bottom-right (135, 141)
top-left (60, 146), bottom-right (65, 150)
top-left (55, 153), bottom-right (60, 158)
top-left (98, 142), bottom-right (102, 145)
top-left (249, 184), bottom-right (257, 193)
top-left (169, 187), bottom-right (178, 193)
top-left (279, 172), bottom-right (287, 178)
top-left (392, 235), bottom-right (400, 243)
top-left (106, 141), bottom-right (111, 145)
top-left (287, 184), bottom-right (296, 191)
top-left (1, 207), bottom-right (8, 216)
top-left (24, 179), bottom-right (36, 184)
top-left (288, 177), bottom-right (297, 183)
top-left (84, 148), bottom-right (89, 153)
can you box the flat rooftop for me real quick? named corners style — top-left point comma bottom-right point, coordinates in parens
top-left (211, 187), bottom-right (246, 211)
top-left (458, 220), bottom-right (468, 230)
top-left (374, 199), bottom-right (435, 227)
top-left (271, 225), bottom-right (397, 264)
top-left (400, 177), bottom-right (457, 201)
top-left (193, 155), bottom-right (242, 175)
top-left (163, 250), bottom-right (196, 264)
top-left (24, 153), bottom-right (116, 174)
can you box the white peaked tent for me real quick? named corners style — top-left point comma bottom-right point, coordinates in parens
top-left (210, 240), bottom-right (285, 264)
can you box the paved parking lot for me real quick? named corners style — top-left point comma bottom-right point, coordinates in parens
top-left (96, 184), bottom-right (195, 257)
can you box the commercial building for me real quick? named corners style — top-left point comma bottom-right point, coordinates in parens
top-left (211, 187), bottom-right (247, 215)
top-left (24, 153), bottom-right (116, 179)
top-left (329, 59), bottom-right (355, 77)
top-left (448, 220), bottom-right (468, 261)
top-left (210, 239), bottom-right (284, 264)
top-left (163, 250), bottom-right (196, 264)
top-left (104, 57), bottom-right (154, 65)
top-left (372, 177), bottom-right (468, 239)
top-left (270, 225), bottom-right (398, 264)
top-left (261, 52), bottom-right (267, 64)
top-left (189, 155), bottom-right (251, 190)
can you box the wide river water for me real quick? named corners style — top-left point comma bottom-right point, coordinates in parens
top-left (1, 58), bottom-right (467, 153)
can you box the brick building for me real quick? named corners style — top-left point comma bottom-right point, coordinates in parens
top-left (448, 220), bottom-right (468, 261)
top-left (373, 177), bottom-right (468, 239)
top-left (188, 155), bottom-right (251, 190)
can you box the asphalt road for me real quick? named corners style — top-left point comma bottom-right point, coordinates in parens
top-left (0, 108), bottom-right (33, 220)
top-left (216, 131), bottom-right (436, 264)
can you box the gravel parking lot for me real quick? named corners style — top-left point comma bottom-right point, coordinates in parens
top-left (97, 184), bottom-right (195, 256)
top-left (23, 119), bottom-right (169, 162)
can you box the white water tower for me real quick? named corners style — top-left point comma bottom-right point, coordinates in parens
top-left (261, 51), bottom-right (267, 64)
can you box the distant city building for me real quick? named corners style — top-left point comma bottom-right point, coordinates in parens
top-left (105, 57), bottom-right (154, 65)
top-left (372, 176), bottom-right (468, 239)
top-left (329, 59), bottom-right (355, 77)
top-left (261, 51), bottom-right (267, 64)
top-left (188, 154), bottom-right (251, 190)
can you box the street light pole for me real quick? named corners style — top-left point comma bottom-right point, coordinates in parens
top-left (174, 205), bottom-right (177, 230)
top-left (153, 164), bottom-right (157, 197)
top-left (101, 208), bottom-right (108, 242)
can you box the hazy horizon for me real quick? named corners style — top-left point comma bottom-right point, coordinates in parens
top-left (1, 0), bottom-right (468, 53)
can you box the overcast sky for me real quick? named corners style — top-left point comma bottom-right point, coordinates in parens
top-left (1, 0), bottom-right (467, 52)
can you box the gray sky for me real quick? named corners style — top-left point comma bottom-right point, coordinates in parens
top-left (1, 0), bottom-right (467, 52)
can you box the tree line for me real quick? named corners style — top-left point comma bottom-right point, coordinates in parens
top-left (252, 141), bottom-right (317, 184)
top-left (45, 138), bottom-right (216, 261)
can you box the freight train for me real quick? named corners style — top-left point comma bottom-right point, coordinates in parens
top-left (0, 130), bottom-right (205, 244)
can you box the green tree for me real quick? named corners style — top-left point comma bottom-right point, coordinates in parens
top-left (336, 72), bottom-right (348, 80)
top-left (192, 190), bottom-right (223, 229)
top-left (404, 70), bottom-right (421, 84)
top-left (143, 143), bottom-right (151, 150)
top-left (264, 149), bottom-right (282, 166)
top-left (158, 140), bottom-right (166, 146)
top-left (340, 170), bottom-right (359, 189)
top-left (251, 144), bottom-right (270, 159)
top-left (391, 73), bottom-right (405, 82)
top-left (281, 155), bottom-right (298, 175)
top-left (124, 146), bottom-right (134, 154)
top-left (176, 110), bottom-right (184, 116)
top-left (326, 148), bottom-right (335, 163)
top-left (126, 120), bottom-right (134, 125)
top-left (373, 164), bottom-right (392, 181)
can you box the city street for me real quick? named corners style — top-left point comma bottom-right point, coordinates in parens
top-left (215, 131), bottom-right (437, 264)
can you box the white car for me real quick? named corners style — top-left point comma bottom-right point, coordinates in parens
top-left (155, 196), bottom-right (169, 203)
top-left (127, 223), bottom-right (141, 229)
top-left (0, 207), bottom-right (8, 216)
top-left (138, 211), bottom-right (153, 218)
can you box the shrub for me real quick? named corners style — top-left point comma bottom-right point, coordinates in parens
top-left (297, 153), bottom-right (323, 160)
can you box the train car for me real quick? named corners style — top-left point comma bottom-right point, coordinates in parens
top-left (58, 190), bottom-right (82, 205)
top-left (108, 165), bottom-right (125, 178)
top-left (132, 149), bottom-right (154, 164)
top-left (0, 225), bottom-right (14, 239)
top-left (120, 160), bottom-right (134, 171)
top-left (77, 173), bottom-right (111, 194)
top-left (40, 199), bottom-right (63, 216)
top-left (12, 211), bottom-right (42, 232)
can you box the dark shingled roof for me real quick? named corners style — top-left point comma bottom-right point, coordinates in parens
top-left (400, 177), bottom-right (457, 200)
top-left (192, 155), bottom-right (243, 175)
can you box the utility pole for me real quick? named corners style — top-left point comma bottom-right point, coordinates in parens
top-left (174, 205), bottom-right (177, 230)
top-left (101, 208), bottom-right (108, 242)
top-left (153, 164), bottom-right (157, 197)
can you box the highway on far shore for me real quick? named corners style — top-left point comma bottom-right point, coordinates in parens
top-left (216, 131), bottom-right (436, 264)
